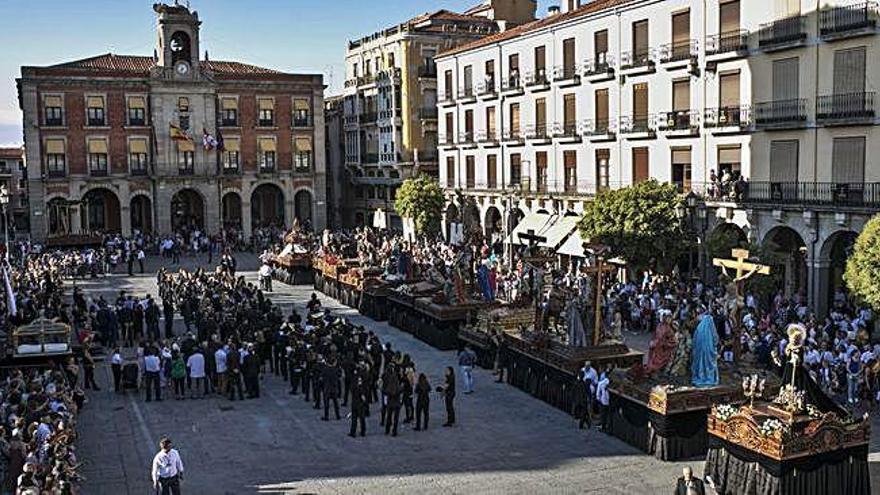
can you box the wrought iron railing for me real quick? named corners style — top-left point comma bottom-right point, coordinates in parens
top-left (580, 118), bottom-right (617, 136)
top-left (552, 65), bottom-right (580, 81)
top-left (704, 105), bottom-right (753, 128)
top-left (706, 30), bottom-right (749, 55)
top-left (619, 115), bottom-right (655, 134)
top-left (820, 2), bottom-right (877, 36)
top-left (658, 110), bottom-right (700, 131)
top-left (742, 181), bottom-right (880, 208)
top-left (583, 55), bottom-right (615, 76)
top-left (758, 16), bottom-right (807, 48)
top-left (816, 92), bottom-right (875, 122)
top-left (753, 99), bottom-right (808, 126)
top-left (620, 49), bottom-right (654, 69)
top-left (658, 40), bottom-right (698, 63)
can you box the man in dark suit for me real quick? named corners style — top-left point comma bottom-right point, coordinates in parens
top-left (321, 356), bottom-right (341, 420)
top-left (226, 343), bottom-right (244, 401)
top-left (348, 375), bottom-right (369, 438)
top-left (145, 296), bottom-right (161, 342)
top-left (674, 466), bottom-right (706, 495)
top-left (242, 344), bottom-right (261, 398)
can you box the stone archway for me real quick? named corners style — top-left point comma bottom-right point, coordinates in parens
top-left (251, 183), bottom-right (285, 229)
top-left (171, 188), bottom-right (205, 232)
top-left (820, 230), bottom-right (858, 310)
top-left (81, 188), bottom-right (121, 233)
top-left (47, 198), bottom-right (74, 237)
top-left (294, 189), bottom-right (313, 229)
top-left (222, 192), bottom-right (242, 229)
top-left (762, 226), bottom-right (807, 299)
top-left (484, 206), bottom-right (502, 242)
top-left (444, 203), bottom-right (459, 241)
top-left (130, 195), bottom-right (152, 234)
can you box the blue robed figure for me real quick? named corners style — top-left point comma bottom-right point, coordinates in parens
top-left (691, 314), bottom-right (719, 387)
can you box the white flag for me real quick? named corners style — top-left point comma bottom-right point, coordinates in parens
top-left (4, 267), bottom-right (16, 317)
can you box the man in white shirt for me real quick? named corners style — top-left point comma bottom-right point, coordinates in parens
top-left (144, 350), bottom-right (162, 402)
top-left (151, 437), bottom-right (184, 495)
top-left (214, 346), bottom-right (227, 396)
top-left (110, 347), bottom-right (124, 393)
top-left (187, 349), bottom-right (206, 399)
top-left (596, 372), bottom-right (610, 431)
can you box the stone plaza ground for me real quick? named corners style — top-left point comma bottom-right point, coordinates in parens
top-left (71, 254), bottom-right (880, 494)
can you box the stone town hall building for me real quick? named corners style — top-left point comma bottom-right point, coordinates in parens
top-left (17, 3), bottom-right (326, 243)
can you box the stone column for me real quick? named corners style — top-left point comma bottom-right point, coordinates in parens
top-left (70, 206), bottom-right (82, 235)
top-left (242, 197), bottom-right (252, 243)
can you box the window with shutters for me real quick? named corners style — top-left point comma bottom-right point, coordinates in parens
top-left (720, 1), bottom-right (740, 34)
top-left (445, 112), bottom-right (454, 143)
top-left (223, 137), bottom-right (241, 173)
top-left (510, 103), bottom-right (521, 137)
top-left (633, 83), bottom-right (649, 130)
top-left (464, 110), bottom-right (474, 141)
top-left (632, 147), bottom-right (649, 183)
top-left (486, 106), bottom-right (497, 138)
top-left (563, 94), bottom-right (577, 134)
top-left (564, 150), bottom-right (577, 193)
top-left (536, 152), bottom-right (548, 191)
top-left (293, 99), bottom-right (312, 127)
top-left (444, 70), bottom-right (453, 100)
top-left (596, 149), bottom-right (610, 191)
top-left (466, 156), bottom-right (476, 188)
top-left (562, 38), bottom-right (576, 78)
top-left (633, 20), bottom-right (649, 60)
top-left (127, 96), bottom-right (146, 126)
top-left (671, 10), bottom-right (691, 61)
top-left (719, 71), bottom-right (741, 109)
top-left (510, 153), bottom-right (522, 186)
top-left (595, 89), bottom-right (609, 131)
top-left (769, 140), bottom-right (799, 200)
top-left (87, 138), bottom-right (109, 176)
top-left (508, 54), bottom-right (520, 86)
top-left (258, 98), bottom-right (275, 127)
top-left (594, 30), bottom-right (609, 68)
top-left (221, 97), bottom-right (239, 126)
top-left (672, 79), bottom-right (690, 112)
top-left (827, 47), bottom-right (868, 118)
top-left (534, 46), bottom-right (547, 82)
top-left (86, 96), bottom-right (105, 126)
top-left (128, 138), bottom-right (149, 175)
top-left (44, 139), bottom-right (66, 177)
top-left (487, 155), bottom-right (498, 189)
top-left (44, 95), bottom-right (64, 126)
top-left (832, 137), bottom-right (866, 184)
top-left (463, 65), bottom-right (473, 97)
top-left (671, 148), bottom-right (692, 191)
top-left (717, 145), bottom-right (742, 176)
top-left (535, 98), bottom-right (547, 136)
top-left (769, 57), bottom-right (801, 121)
top-left (446, 157), bottom-right (456, 187)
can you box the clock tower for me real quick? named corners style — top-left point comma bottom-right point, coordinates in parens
top-left (153, 2), bottom-right (201, 79)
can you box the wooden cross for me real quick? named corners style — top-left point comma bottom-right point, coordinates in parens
top-left (713, 248), bottom-right (771, 286)
top-left (518, 231), bottom-right (547, 310)
top-left (582, 245), bottom-right (617, 346)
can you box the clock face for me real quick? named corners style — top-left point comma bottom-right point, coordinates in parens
top-left (176, 62), bottom-right (190, 75)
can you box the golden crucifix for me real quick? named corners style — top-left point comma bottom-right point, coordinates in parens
top-left (581, 245), bottom-right (617, 346)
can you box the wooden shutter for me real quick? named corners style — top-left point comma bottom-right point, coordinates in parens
top-left (633, 83), bottom-right (648, 118)
top-left (487, 155), bottom-right (497, 187)
top-left (772, 58), bottom-right (799, 101)
top-left (595, 89), bottom-right (609, 122)
top-left (463, 65), bottom-right (473, 89)
top-left (535, 46), bottom-right (546, 71)
top-left (509, 54), bottom-right (519, 72)
top-left (719, 72), bottom-right (741, 107)
top-left (595, 30), bottom-right (608, 59)
top-left (535, 98), bottom-right (546, 126)
top-left (832, 137), bottom-right (866, 183)
top-left (633, 148), bottom-right (649, 182)
top-left (486, 106), bottom-right (496, 135)
top-left (465, 110), bottom-right (474, 134)
top-left (673, 79), bottom-right (690, 111)
top-left (563, 38), bottom-right (576, 68)
top-left (564, 94), bottom-right (576, 123)
top-left (672, 11), bottom-right (690, 44)
top-left (511, 103), bottom-right (520, 132)
top-left (633, 20), bottom-right (649, 54)
top-left (718, 146), bottom-right (741, 168)
top-left (769, 140), bottom-right (799, 182)
top-left (720, 0), bottom-right (740, 33)
top-left (833, 47), bottom-right (866, 94)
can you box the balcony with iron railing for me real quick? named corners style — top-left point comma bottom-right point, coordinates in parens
top-left (754, 99), bottom-right (808, 128)
top-left (619, 115), bottom-right (656, 136)
top-left (583, 55), bottom-right (615, 80)
top-left (477, 79), bottom-right (497, 99)
top-left (439, 134), bottom-right (456, 148)
top-left (820, 2), bottom-right (877, 39)
top-left (552, 65), bottom-right (580, 86)
top-left (619, 49), bottom-right (655, 73)
top-left (524, 123), bottom-right (551, 142)
top-left (704, 105), bottom-right (753, 131)
top-left (439, 90), bottom-right (456, 107)
top-left (658, 110), bottom-right (701, 134)
top-left (758, 16), bottom-right (807, 50)
top-left (475, 129), bottom-right (499, 145)
top-left (816, 92), bottom-right (875, 124)
top-left (417, 65), bottom-right (437, 78)
top-left (458, 131), bottom-right (476, 147)
top-left (706, 30), bottom-right (750, 58)
top-left (378, 109), bottom-right (394, 120)
top-left (344, 115), bottom-right (359, 126)
top-left (502, 128), bottom-right (524, 143)
top-left (552, 121), bottom-right (581, 142)
top-left (580, 118), bottom-right (617, 139)
top-left (658, 40), bottom-right (698, 65)
top-left (419, 107), bottom-right (438, 120)
top-left (741, 181), bottom-right (880, 209)
top-left (363, 153), bottom-right (379, 164)
top-left (47, 169), bottom-right (66, 179)
top-left (89, 168), bottom-right (108, 178)
top-left (457, 86), bottom-right (476, 103)
top-left (524, 69), bottom-right (550, 90)
top-left (501, 74), bottom-right (523, 94)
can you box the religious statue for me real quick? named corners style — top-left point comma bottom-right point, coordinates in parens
top-left (721, 276), bottom-right (744, 330)
top-left (477, 259), bottom-right (494, 302)
top-left (645, 311), bottom-right (677, 374)
top-left (691, 313), bottom-right (720, 387)
top-left (565, 298), bottom-right (588, 348)
top-left (666, 326), bottom-right (691, 378)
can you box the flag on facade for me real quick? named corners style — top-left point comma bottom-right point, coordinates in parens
top-left (202, 128), bottom-right (218, 150)
top-left (169, 123), bottom-right (191, 141)
top-left (4, 267), bottom-right (16, 317)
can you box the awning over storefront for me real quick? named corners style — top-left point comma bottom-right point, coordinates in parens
top-left (539, 215), bottom-right (581, 250)
top-left (505, 212), bottom-right (553, 245)
top-left (557, 228), bottom-right (589, 257)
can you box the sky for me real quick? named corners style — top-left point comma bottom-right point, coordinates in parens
top-left (0, 0), bottom-right (554, 146)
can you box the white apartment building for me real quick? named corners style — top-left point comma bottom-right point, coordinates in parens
top-left (437, 0), bottom-right (880, 315)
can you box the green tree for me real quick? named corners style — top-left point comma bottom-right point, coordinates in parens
top-left (577, 180), bottom-right (687, 273)
top-left (394, 175), bottom-right (445, 235)
top-left (844, 214), bottom-right (880, 311)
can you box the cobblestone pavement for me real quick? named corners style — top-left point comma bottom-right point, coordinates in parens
top-left (71, 254), bottom-right (880, 494)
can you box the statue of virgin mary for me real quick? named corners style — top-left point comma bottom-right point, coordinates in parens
top-left (691, 313), bottom-right (719, 387)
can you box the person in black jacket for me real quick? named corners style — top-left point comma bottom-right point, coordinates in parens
top-left (348, 375), bottom-right (369, 438)
top-left (439, 366), bottom-right (456, 427)
top-left (321, 356), bottom-right (341, 420)
top-left (414, 373), bottom-right (431, 431)
top-left (226, 343), bottom-right (244, 401)
top-left (243, 344), bottom-right (261, 398)
top-left (163, 298), bottom-right (175, 339)
top-left (382, 364), bottom-right (402, 436)
top-left (288, 344), bottom-right (305, 395)
top-left (145, 295), bottom-right (161, 342)
top-left (341, 350), bottom-right (355, 407)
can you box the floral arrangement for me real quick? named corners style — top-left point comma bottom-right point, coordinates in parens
top-left (759, 418), bottom-right (785, 437)
top-left (715, 404), bottom-right (739, 421)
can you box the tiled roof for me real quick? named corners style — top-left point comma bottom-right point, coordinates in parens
top-left (33, 53), bottom-right (286, 77)
top-left (0, 147), bottom-right (23, 159)
top-left (412, 9), bottom-right (496, 25)
top-left (439, 0), bottom-right (634, 58)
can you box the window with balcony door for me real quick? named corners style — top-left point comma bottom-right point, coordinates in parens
top-left (463, 65), bottom-right (473, 97)
top-left (127, 96), bottom-right (146, 126)
top-left (87, 139), bottom-right (108, 176)
top-left (535, 98), bottom-right (547, 136)
top-left (632, 20), bottom-right (650, 63)
top-left (86, 96), bottom-right (105, 126)
top-left (485, 59), bottom-right (495, 88)
top-left (446, 157), bottom-right (456, 187)
top-left (534, 46), bottom-right (547, 80)
top-left (718, 146), bottom-right (742, 177)
top-left (564, 150), bottom-right (577, 193)
top-left (671, 11), bottom-right (691, 61)
top-left (594, 30), bottom-right (609, 69)
top-left (44, 96), bottom-right (63, 126)
top-left (466, 156), bottom-right (476, 188)
top-left (536, 152), bottom-right (548, 191)
top-left (444, 70), bottom-right (453, 100)
top-left (258, 138), bottom-right (276, 171)
top-left (510, 153), bottom-right (522, 186)
top-left (718, 0), bottom-right (741, 51)
top-left (769, 140), bottom-right (799, 199)
top-left (832, 137), bottom-right (866, 201)
top-left (487, 155), bottom-right (497, 188)
top-left (223, 138), bottom-right (240, 173)
top-left (293, 100), bottom-right (311, 126)
top-left (633, 83), bottom-right (649, 130)
top-left (830, 47), bottom-right (867, 118)
top-left (486, 106), bottom-right (496, 139)
top-left (221, 97), bottom-right (238, 126)
top-left (719, 71), bottom-right (741, 124)
top-left (445, 113), bottom-right (454, 143)
top-left (562, 38), bottom-right (576, 79)
top-left (596, 149), bottom-right (610, 191)
top-left (178, 141), bottom-right (195, 174)
top-left (257, 98), bottom-right (275, 127)
top-left (45, 139), bottom-right (66, 177)
top-left (510, 103), bottom-right (521, 137)
top-left (671, 148), bottom-right (692, 191)
top-left (128, 138), bottom-right (148, 175)
top-left (464, 110), bottom-right (474, 141)
top-left (508, 53), bottom-right (520, 86)
top-left (771, 57), bottom-right (800, 119)
top-left (632, 147), bottom-right (649, 183)
top-left (295, 138), bottom-right (313, 172)
top-left (671, 79), bottom-right (690, 128)
top-left (595, 89), bottom-right (609, 131)
top-left (563, 94), bottom-right (576, 135)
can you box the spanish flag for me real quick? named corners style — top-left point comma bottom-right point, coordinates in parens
top-left (170, 123), bottom-right (191, 141)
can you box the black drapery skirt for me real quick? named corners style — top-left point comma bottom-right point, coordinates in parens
top-left (607, 392), bottom-right (709, 461)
